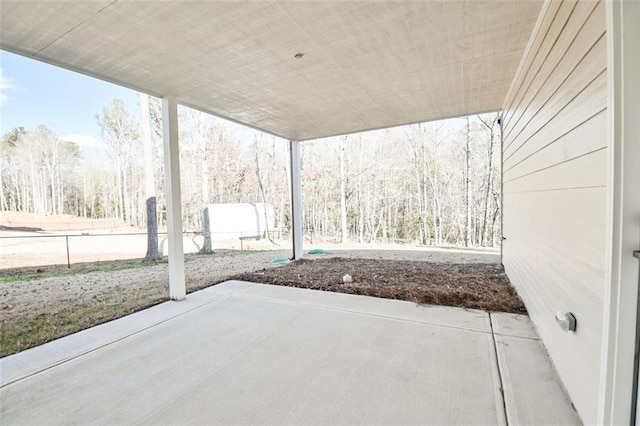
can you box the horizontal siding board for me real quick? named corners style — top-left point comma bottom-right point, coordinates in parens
top-left (501, 0), bottom-right (607, 423)
top-left (504, 69), bottom-right (607, 171)
top-left (504, 2), bottom-right (605, 157)
top-left (503, 0), bottom-right (601, 146)
top-left (503, 187), bottom-right (606, 423)
top-left (503, 241), bottom-right (603, 372)
top-left (502, 0), bottom-right (574, 133)
top-left (503, 147), bottom-right (606, 193)
top-left (511, 188), bottom-right (606, 298)
top-left (504, 109), bottom-right (606, 181)
top-left (503, 244), bottom-right (602, 423)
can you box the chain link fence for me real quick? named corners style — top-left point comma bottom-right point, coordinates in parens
top-left (0, 231), bottom-right (284, 273)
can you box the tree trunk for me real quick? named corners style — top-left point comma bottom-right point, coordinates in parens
top-left (422, 141), bottom-right (430, 245)
top-left (140, 92), bottom-right (161, 261)
top-left (116, 161), bottom-right (124, 220)
top-left (40, 174), bottom-right (47, 214)
top-left (253, 136), bottom-right (276, 244)
top-left (0, 164), bottom-right (7, 210)
top-left (285, 143), bottom-right (293, 243)
top-left (82, 176), bottom-right (87, 217)
top-left (198, 117), bottom-right (209, 206)
top-left (145, 196), bottom-right (161, 260)
top-left (413, 142), bottom-right (426, 245)
top-left (278, 195), bottom-right (285, 239)
top-left (201, 206), bottom-right (212, 254)
top-left (123, 165), bottom-right (130, 223)
top-left (58, 170), bottom-right (63, 215)
top-left (29, 159), bottom-right (37, 213)
top-left (465, 117), bottom-right (472, 247)
top-left (49, 166), bottom-right (56, 215)
top-left (339, 136), bottom-right (348, 243)
top-left (478, 115), bottom-right (496, 247)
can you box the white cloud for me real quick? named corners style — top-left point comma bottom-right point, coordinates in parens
top-left (61, 134), bottom-right (101, 148)
top-left (0, 68), bottom-right (16, 106)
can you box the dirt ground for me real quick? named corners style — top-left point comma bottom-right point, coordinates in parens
top-left (233, 257), bottom-right (525, 314)
top-left (0, 247), bottom-right (508, 358)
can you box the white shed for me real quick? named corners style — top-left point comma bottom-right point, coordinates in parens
top-left (206, 203), bottom-right (275, 241)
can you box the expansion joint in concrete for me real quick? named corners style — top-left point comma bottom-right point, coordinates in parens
top-left (490, 313), bottom-right (509, 425)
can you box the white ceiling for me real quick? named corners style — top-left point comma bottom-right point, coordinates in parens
top-left (0, 1), bottom-right (542, 141)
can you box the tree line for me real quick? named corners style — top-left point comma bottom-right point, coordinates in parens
top-left (0, 95), bottom-right (501, 248)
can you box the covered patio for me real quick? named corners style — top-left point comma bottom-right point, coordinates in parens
top-left (0, 0), bottom-right (544, 299)
top-left (1, 0), bottom-right (639, 424)
top-left (1, 281), bottom-right (578, 424)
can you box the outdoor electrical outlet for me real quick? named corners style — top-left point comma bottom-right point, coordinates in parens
top-left (556, 311), bottom-right (577, 332)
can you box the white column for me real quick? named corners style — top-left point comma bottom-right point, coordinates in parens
top-left (598, 0), bottom-right (640, 423)
top-left (289, 140), bottom-right (303, 260)
top-left (162, 97), bottom-right (186, 300)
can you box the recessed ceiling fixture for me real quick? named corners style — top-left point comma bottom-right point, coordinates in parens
top-left (294, 53), bottom-right (305, 59)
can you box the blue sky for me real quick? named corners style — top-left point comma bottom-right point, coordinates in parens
top-left (0, 50), bottom-right (139, 151)
top-left (0, 50), bottom-right (268, 153)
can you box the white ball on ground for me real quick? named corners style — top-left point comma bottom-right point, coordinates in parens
top-left (342, 274), bottom-right (353, 283)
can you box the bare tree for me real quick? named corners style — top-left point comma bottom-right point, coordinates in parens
top-left (3, 126), bottom-right (80, 216)
top-left (96, 99), bottom-right (139, 223)
top-left (252, 133), bottom-right (278, 244)
top-left (1, 128), bottom-right (24, 211)
top-left (4, 96), bottom-right (502, 251)
top-left (477, 114), bottom-right (498, 247)
top-left (464, 117), bottom-right (472, 247)
top-left (339, 135), bottom-right (348, 243)
top-left (140, 93), bottom-right (161, 261)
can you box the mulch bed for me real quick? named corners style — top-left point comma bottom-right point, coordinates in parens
top-left (231, 257), bottom-right (526, 314)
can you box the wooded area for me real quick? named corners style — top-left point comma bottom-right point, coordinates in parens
top-left (0, 95), bottom-right (501, 247)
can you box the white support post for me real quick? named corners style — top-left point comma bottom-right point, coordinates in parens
top-left (598, 0), bottom-right (640, 423)
top-left (162, 97), bottom-right (186, 301)
top-left (289, 140), bottom-right (303, 260)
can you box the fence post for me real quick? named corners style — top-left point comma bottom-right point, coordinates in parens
top-left (65, 235), bottom-right (71, 269)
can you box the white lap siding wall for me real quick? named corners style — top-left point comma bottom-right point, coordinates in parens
top-left (501, 0), bottom-right (606, 423)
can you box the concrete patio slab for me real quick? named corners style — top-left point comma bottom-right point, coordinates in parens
top-left (491, 320), bottom-right (581, 425)
top-left (0, 281), bottom-right (579, 425)
top-left (0, 280), bottom-right (257, 386)
top-left (491, 312), bottom-right (539, 340)
top-left (489, 312), bottom-right (580, 424)
top-left (241, 283), bottom-right (492, 333)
